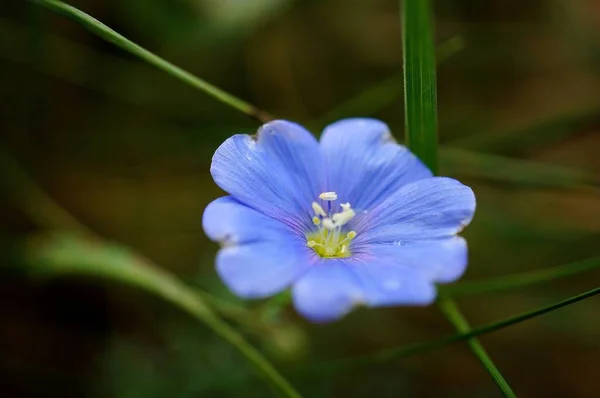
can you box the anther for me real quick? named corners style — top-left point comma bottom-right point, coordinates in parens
top-left (312, 216), bottom-right (321, 225)
top-left (322, 218), bottom-right (335, 230)
top-left (307, 240), bottom-right (317, 248)
top-left (332, 209), bottom-right (355, 226)
top-left (319, 192), bottom-right (338, 201)
top-left (347, 231), bottom-right (356, 239)
top-left (312, 202), bottom-right (326, 217)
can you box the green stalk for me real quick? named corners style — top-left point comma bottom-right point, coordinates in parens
top-left (441, 256), bottom-right (600, 297)
top-left (24, 233), bottom-right (301, 398)
top-left (402, 0), bottom-right (438, 173)
top-left (401, 0), bottom-right (514, 395)
top-left (301, 286), bottom-right (600, 375)
top-left (438, 298), bottom-right (516, 397)
top-left (0, 151), bottom-right (299, 397)
top-left (31, 0), bottom-right (272, 123)
top-left (313, 35), bottom-right (464, 129)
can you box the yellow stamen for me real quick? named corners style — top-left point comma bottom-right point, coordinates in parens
top-left (306, 195), bottom-right (358, 258)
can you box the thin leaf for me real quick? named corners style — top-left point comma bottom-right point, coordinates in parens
top-left (402, 0), bottom-right (438, 172)
top-left (22, 232), bottom-right (301, 398)
top-left (0, 148), bottom-right (300, 397)
top-left (313, 36), bottom-right (464, 129)
top-left (437, 298), bottom-right (516, 397)
top-left (449, 107), bottom-right (600, 156)
top-left (441, 256), bottom-right (600, 297)
top-left (31, 0), bottom-right (272, 123)
top-left (440, 147), bottom-right (599, 193)
top-left (401, 1), bottom-right (513, 394)
top-left (0, 148), bottom-right (91, 233)
top-left (299, 286), bottom-right (600, 375)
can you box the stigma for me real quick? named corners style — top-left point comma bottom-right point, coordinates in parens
top-left (306, 192), bottom-right (357, 258)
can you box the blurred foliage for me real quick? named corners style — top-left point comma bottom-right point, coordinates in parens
top-left (2, 0), bottom-right (600, 397)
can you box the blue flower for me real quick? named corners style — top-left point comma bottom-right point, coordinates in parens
top-left (203, 119), bottom-right (476, 323)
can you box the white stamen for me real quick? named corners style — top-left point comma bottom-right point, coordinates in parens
top-left (322, 218), bottom-right (335, 230)
top-left (332, 208), bottom-right (355, 226)
top-left (312, 202), bottom-right (326, 217)
top-left (319, 191), bottom-right (338, 201)
top-left (306, 195), bottom-right (358, 258)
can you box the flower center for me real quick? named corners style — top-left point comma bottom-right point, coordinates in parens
top-left (306, 192), bottom-right (357, 258)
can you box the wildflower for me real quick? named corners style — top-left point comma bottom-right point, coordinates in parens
top-left (203, 119), bottom-right (476, 323)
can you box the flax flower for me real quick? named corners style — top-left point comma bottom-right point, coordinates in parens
top-left (203, 119), bottom-right (475, 322)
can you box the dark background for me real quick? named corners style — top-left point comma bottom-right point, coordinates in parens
top-left (2, 0), bottom-right (600, 397)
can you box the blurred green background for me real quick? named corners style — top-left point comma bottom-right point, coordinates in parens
top-left (2, 0), bottom-right (600, 397)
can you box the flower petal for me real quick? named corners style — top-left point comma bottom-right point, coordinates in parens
top-left (320, 118), bottom-right (433, 210)
top-left (353, 177), bottom-right (476, 245)
top-left (203, 196), bottom-right (296, 244)
top-left (203, 196), bottom-right (310, 298)
top-left (211, 120), bottom-right (325, 232)
top-left (357, 236), bottom-right (468, 285)
top-left (217, 243), bottom-right (312, 299)
top-left (292, 247), bottom-right (443, 322)
top-left (292, 260), bottom-right (365, 323)
top-left (350, 264), bottom-right (437, 307)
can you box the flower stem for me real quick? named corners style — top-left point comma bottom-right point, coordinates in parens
top-left (437, 298), bottom-right (516, 397)
top-left (401, 0), bottom-right (514, 395)
top-left (402, 0), bottom-right (438, 173)
top-left (441, 255), bottom-right (600, 297)
top-left (30, 0), bottom-right (273, 124)
top-left (0, 150), bottom-right (299, 397)
top-left (301, 286), bottom-right (600, 375)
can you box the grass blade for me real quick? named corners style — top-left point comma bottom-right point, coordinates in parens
top-left (440, 148), bottom-right (599, 193)
top-left (31, 0), bottom-right (272, 123)
top-left (402, 0), bottom-right (438, 172)
top-left (0, 148), bottom-right (91, 233)
top-left (313, 36), bottom-right (464, 129)
top-left (437, 298), bottom-right (516, 397)
top-left (442, 256), bottom-right (600, 297)
top-left (0, 148), bottom-right (300, 398)
top-left (401, 1), bottom-right (513, 394)
top-left (449, 107), bottom-right (600, 156)
top-left (21, 233), bottom-right (301, 398)
top-left (301, 286), bottom-right (600, 375)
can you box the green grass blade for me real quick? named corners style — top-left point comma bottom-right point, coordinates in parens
top-left (440, 148), bottom-right (599, 193)
top-left (442, 256), bottom-right (600, 297)
top-left (402, 0), bottom-right (438, 172)
top-left (438, 298), bottom-right (516, 397)
top-left (449, 107), bottom-right (600, 156)
top-left (21, 233), bottom-right (301, 398)
top-left (302, 286), bottom-right (600, 375)
top-left (401, 1), bottom-right (513, 394)
top-left (313, 36), bottom-right (464, 129)
top-left (0, 148), bottom-right (92, 233)
top-left (0, 149), bottom-right (300, 398)
top-left (31, 0), bottom-right (272, 123)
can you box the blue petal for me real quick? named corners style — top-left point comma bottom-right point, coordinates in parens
top-left (211, 120), bottom-right (325, 232)
top-left (320, 118), bottom-right (432, 210)
top-left (217, 243), bottom-right (311, 299)
top-left (292, 260), bottom-right (365, 323)
top-left (356, 236), bottom-right (468, 285)
top-left (203, 196), bottom-right (296, 244)
top-left (353, 177), bottom-right (476, 245)
top-left (292, 249), bottom-right (442, 322)
top-left (350, 263), bottom-right (437, 307)
top-left (203, 196), bottom-right (310, 298)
